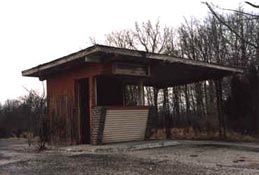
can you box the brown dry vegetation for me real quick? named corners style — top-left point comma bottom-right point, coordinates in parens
top-left (150, 128), bottom-right (258, 142)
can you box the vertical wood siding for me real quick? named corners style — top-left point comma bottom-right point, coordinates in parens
top-left (47, 63), bottom-right (112, 144)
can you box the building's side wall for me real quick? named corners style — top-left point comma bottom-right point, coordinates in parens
top-left (47, 63), bottom-right (111, 144)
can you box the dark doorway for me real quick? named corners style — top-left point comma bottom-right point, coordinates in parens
top-left (76, 78), bottom-right (90, 144)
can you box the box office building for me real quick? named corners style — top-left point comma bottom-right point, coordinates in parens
top-left (22, 45), bottom-right (243, 145)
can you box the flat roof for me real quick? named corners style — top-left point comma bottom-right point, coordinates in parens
top-left (22, 44), bottom-right (243, 85)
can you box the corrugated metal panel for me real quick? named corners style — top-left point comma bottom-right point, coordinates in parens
top-left (103, 109), bottom-right (149, 143)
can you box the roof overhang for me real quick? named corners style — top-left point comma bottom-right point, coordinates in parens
top-left (22, 44), bottom-right (243, 84)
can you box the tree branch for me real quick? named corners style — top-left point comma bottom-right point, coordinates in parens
top-left (209, 2), bottom-right (259, 18)
top-left (203, 2), bottom-right (257, 49)
top-left (245, 1), bottom-right (259, 8)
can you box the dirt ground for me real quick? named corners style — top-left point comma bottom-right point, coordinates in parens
top-left (1, 139), bottom-right (259, 175)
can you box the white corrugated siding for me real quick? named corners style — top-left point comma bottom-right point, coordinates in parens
top-left (103, 109), bottom-right (149, 143)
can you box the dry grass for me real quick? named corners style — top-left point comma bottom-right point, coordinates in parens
top-left (149, 127), bottom-right (258, 142)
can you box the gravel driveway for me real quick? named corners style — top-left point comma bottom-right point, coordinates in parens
top-left (0, 139), bottom-right (259, 175)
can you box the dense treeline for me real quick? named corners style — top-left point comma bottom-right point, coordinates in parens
top-left (102, 5), bottom-right (259, 138)
top-left (226, 66), bottom-right (259, 135)
top-left (0, 91), bottom-right (46, 138)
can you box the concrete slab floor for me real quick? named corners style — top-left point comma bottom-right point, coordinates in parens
top-left (1, 138), bottom-right (259, 175)
top-left (53, 139), bottom-right (259, 154)
top-left (54, 140), bottom-right (180, 153)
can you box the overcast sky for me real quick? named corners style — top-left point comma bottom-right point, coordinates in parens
top-left (0, 0), bottom-right (256, 103)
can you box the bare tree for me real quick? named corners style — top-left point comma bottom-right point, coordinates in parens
top-left (203, 1), bottom-right (259, 65)
top-left (106, 20), bottom-right (176, 54)
top-left (22, 85), bottom-right (47, 150)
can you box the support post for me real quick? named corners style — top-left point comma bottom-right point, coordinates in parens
top-left (138, 81), bottom-right (144, 106)
top-left (89, 76), bottom-right (95, 144)
top-left (215, 78), bottom-right (226, 138)
top-left (153, 86), bottom-right (159, 134)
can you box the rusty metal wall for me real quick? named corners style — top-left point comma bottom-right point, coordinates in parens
top-left (102, 108), bottom-right (149, 143)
